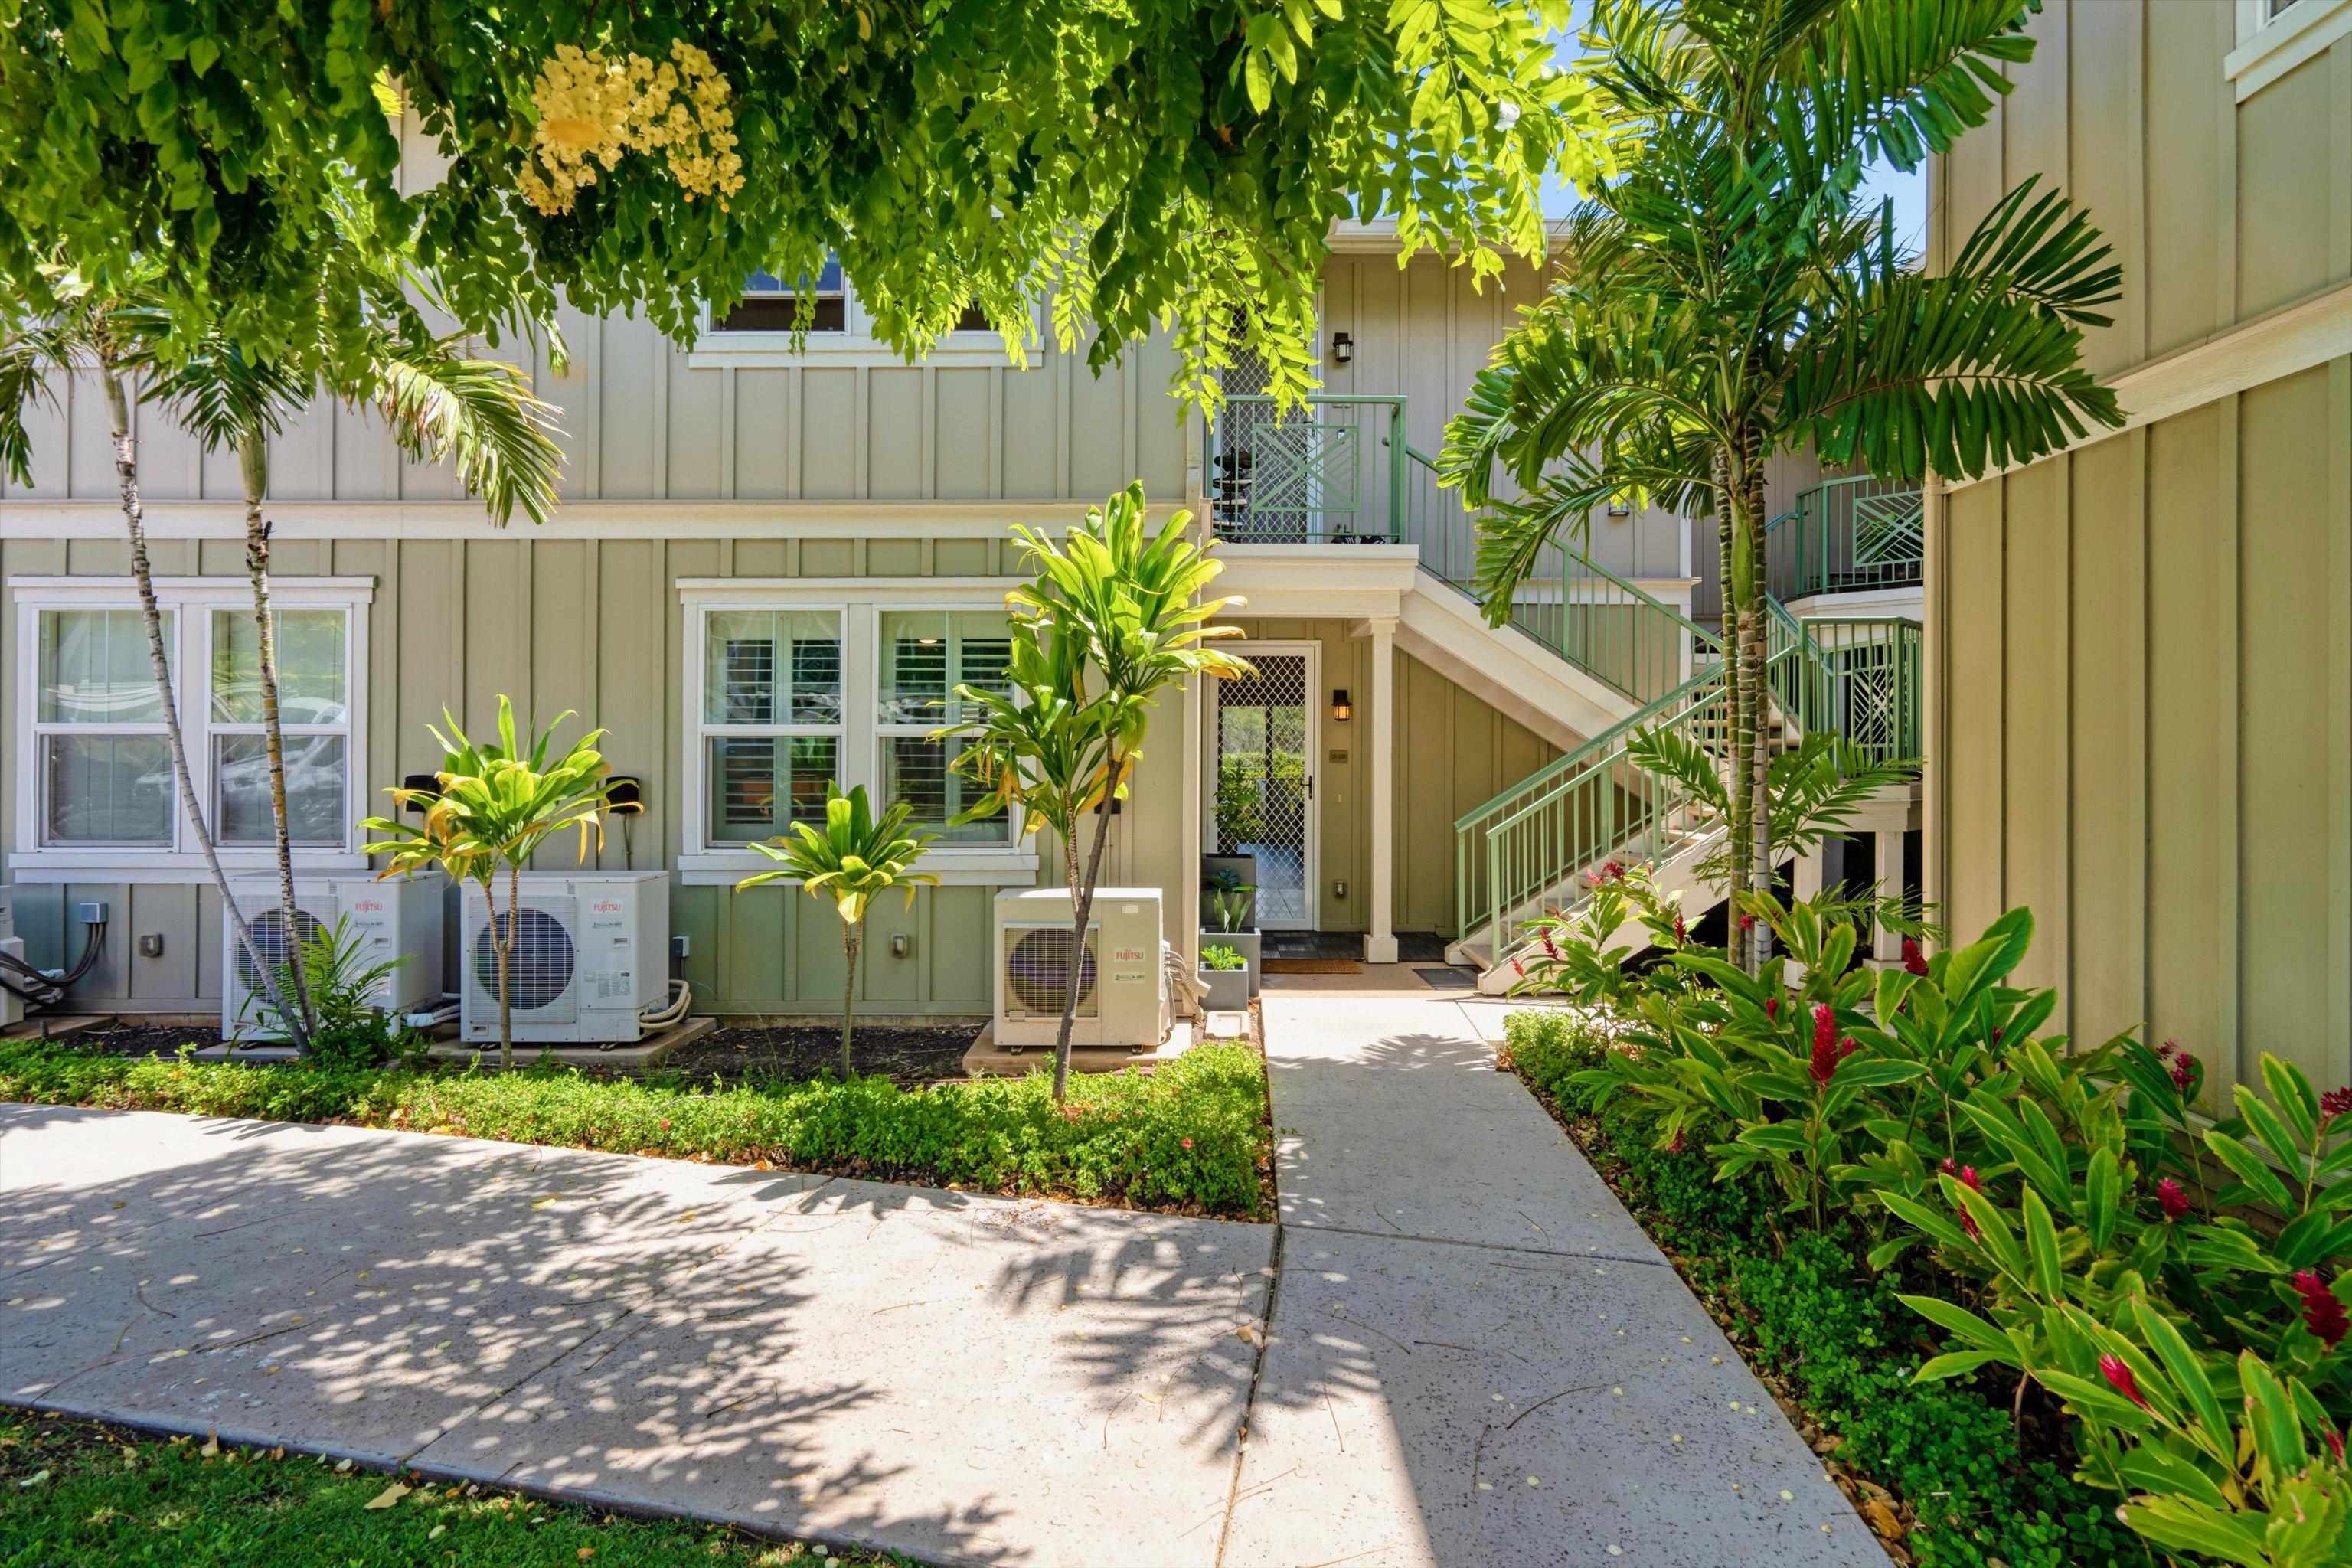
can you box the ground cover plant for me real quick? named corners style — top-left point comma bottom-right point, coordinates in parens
top-left (0, 1038), bottom-right (1271, 1219)
top-left (0, 1410), bottom-right (908, 1566)
top-left (1504, 887), bottom-right (2352, 1567)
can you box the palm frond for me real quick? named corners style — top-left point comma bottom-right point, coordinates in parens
top-left (141, 323), bottom-right (309, 454)
top-left (370, 337), bottom-right (564, 526)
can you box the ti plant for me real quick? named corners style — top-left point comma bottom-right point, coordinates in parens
top-left (737, 782), bottom-right (937, 1079)
top-left (358, 697), bottom-right (610, 1071)
top-left (1204, 880), bottom-right (1256, 936)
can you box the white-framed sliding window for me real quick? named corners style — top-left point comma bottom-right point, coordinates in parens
top-left (688, 254), bottom-right (1043, 368)
top-left (675, 580), bottom-right (1038, 885)
top-left (8, 577), bottom-right (374, 881)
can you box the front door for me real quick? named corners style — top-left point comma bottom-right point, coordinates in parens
top-left (1211, 645), bottom-right (1318, 930)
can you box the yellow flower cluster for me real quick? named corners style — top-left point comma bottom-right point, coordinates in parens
top-left (518, 41), bottom-right (746, 217)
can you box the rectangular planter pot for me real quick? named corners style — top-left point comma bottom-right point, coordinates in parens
top-left (1197, 965), bottom-right (1250, 1013)
top-left (1200, 929), bottom-right (1262, 996)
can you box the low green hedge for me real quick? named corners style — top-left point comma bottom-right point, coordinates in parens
top-left (1505, 1009), bottom-right (2132, 1568)
top-left (0, 1039), bottom-right (1271, 1218)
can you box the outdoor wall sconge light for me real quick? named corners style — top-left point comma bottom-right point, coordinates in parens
top-left (1606, 498), bottom-right (1633, 518)
top-left (1331, 330), bottom-right (1354, 365)
top-left (401, 773), bottom-right (438, 815)
top-left (1331, 689), bottom-right (1354, 722)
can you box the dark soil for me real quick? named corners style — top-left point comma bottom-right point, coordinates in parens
top-left (21, 1021), bottom-right (222, 1058)
top-left (664, 1022), bottom-right (982, 1085)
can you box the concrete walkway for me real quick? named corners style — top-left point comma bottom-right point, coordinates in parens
top-left (0, 992), bottom-right (1876, 1566)
top-left (1224, 986), bottom-right (1880, 1567)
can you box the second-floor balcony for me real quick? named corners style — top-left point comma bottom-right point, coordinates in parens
top-left (1765, 473), bottom-right (1925, 603)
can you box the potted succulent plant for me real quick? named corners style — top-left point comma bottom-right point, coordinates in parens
top-left (1197, 942), bottom-right (1250, 1012)
top-left (1200, 866), bottom-right (1262, 996)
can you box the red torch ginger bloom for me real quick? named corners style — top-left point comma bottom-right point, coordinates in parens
top-left (1837, 1036), bottom-right (1859, 1060)
top-left (1673, 914), bottom-right (1687, 945)
top-left (1766, 997), bottom-right (1779, 1020)
top-left (2099, 1354), bottom-right (2151, 1410)
top-left (1901, 936), bottom-right (1929, 977)
top-left (1939, 1156), bottom-right (1958, 1176)
top-left (2293, 1271), bottom-right (2348, 1348)
top-left (2171, 1052), bottom-right (2197, 1093)
top-left (1542, 931), bottom-right (1560, 961)
top-left (2157, 1178), bottom-right (2190, 1221)
top-left (1957, 1165), bottom-right (1984, 1194)
top-left (1738, 913), bottom-right (1756, 933)
top-left (2323, 1086), bottom-right (2352, 1125)
top-left (2328, 1426), bottom-right (2347, 1466)
top-left (1951, 1164), bottom-right (1984, 1239)
top-left (1809, 1004), bottom-right (1840, 1087)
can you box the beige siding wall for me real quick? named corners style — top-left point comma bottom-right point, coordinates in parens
top-left (0, 534), bottom-right (1158, 1018)
top-left (1315, 253), bottom-right (1692, 584)
top-left (1930, 2), bottom-right (2352, 1097)
top-left (1223, 617), bottom-right (1560, 938)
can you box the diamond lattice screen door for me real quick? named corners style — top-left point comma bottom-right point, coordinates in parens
top-left (1210, 646), bottom-right (1318, 929)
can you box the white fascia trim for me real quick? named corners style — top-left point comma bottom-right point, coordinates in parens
top-left (677, 577), bottom-right (1027, 604)
top-left (1782, 584), bottom-right (1926, 621)
top-left (0, 501), bottom-right (1191, 541)
top-left (1217, 545), bottom-right (1418, 619)
top-left (677, 848), bottom-right (1038, 887)
top-left (1946, 277), bottom-right (2352, 488)
top-left (9, 852), bottom-right (374, 884)
top-left (8, 576), bottom-right (377, 603)
top-left (2229, 0), bottom-right (2352, 100)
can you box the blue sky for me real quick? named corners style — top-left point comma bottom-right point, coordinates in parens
top-left (1539, 158), bottom-right (1928, 253)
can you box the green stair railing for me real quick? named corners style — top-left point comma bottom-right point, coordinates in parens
top-left (1206, 395), bottom-right (1407, 543)
top-left (1764, 474), bottom-right (1926, 602)
top-left (1455, 603), bottom-right (1922, 949)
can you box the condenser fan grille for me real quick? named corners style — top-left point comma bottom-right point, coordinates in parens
top-left (472, 906), bottom-right (577, 1012)
top-left (237, 906), bottom-right (326, 991)
top-left (1007, 927), bottom-right (1097, 1017)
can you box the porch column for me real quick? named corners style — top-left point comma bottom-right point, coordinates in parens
top-left (1873, 826), bottom-right (1906, 963)
top-left (1364, 616), bottom-right (1399, 964)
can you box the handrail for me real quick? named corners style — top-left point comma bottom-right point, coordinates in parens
top-left (1206, 394), bottom-right (1408, 542)
top-left (1763, 472), bottom-right (1925, 603)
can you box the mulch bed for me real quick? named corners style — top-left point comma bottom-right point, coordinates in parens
top-left (18, 1022), bottom-right (220, 1059)
top-left (664, 1022), bottom-right (982, 1085)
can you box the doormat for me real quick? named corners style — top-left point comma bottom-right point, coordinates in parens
top-left (1262, 959), bottom-right (1362, 975)
top-left (1413, 965), bottom-right (1481, 990)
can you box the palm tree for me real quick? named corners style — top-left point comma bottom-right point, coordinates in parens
top-left (944, 485), bottom-right (1251, 1100)
top-left (358, 698), bottom-right (611, 1070)
top-left (143, 292), bottom-right (563, 1041)
top-left (1439, 0), bottom-right (2124, 972)
top-left (0, 270), bottom-right (300, 1028)
top-left (737, 783), bottom-right (939, 1078)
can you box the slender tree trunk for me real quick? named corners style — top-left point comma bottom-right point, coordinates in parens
top-left (840, 924), bottom-right (861, 1078)
top-left (1714, 445), bottom-right (1751, 970)
top-left (498, 862), bottom-right (518, 1071)
top-left (1054, 754), bottom-right (1125, 1103)
top-left (240, 434), bottom-right (315, 1042)
top-left (1741, 441), bottom-right (1772, 961)
top-left (97, 358), bottom-right (299, 1037)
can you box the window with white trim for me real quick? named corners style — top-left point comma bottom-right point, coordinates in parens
top-left (12, 580), bottom-right (371, 868)
top-left (2230, 0), bottom-right (2352, 100)
top-left (699, 608), bottom-right (844, 842)
top-left (877, 608), bottom-right (1014, 844)
top-left (693, 255), bottom-right (1031, 367)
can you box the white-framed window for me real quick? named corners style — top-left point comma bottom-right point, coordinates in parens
top-left (9, 577), bottom-right (373, 880)
top-left (2230, 0), bottom-right (2352, 100)
top-left (875, 607), bottom-right (1015, 846)
top-left (691, 255), bottom-right (1037, 368)
top-left (675, 583), bottom-right (1037, 884)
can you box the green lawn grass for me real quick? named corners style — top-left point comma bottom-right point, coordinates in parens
top-left (0, 1038), bottom-right (1272, 1218)
top-left (0, 1411), bottom-right (910, 1566)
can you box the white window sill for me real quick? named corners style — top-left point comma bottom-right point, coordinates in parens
top-left (675, 846), bottom-right (1037, 887)
top-left (686, 332), bottom-right (1035, 371)
top-left (2229, 0), bottom-right (2352, 100)
top-left (9, 851), bottom-right (374, 884)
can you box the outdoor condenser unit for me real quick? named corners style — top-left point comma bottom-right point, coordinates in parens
top-left (991, 887), bottom-right (1168, 1050)
top-left (221, 875), bottom-right (446, 1041)
top-left (458, 871), bottom-right (669, 1046)
top-left (0, 887), bottom-right (19, 1031)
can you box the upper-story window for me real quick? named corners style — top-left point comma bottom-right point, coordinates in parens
top-left (11, 579), bottom-right (372, 873)
top-left (2230, 0), bottom-right (2351, 100)
top-left (692, 257), bottom-right (1034, 367)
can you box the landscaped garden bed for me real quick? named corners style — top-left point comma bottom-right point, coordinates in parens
top-left (671, 1022), bottom-right (981, 1085)
top-left (0, 1410), bottom-right (910, 1566)
top-left (1493, 873), bottom-right (2352, 1568)
top-left (0, 1037), bottom-right (1273, 1220)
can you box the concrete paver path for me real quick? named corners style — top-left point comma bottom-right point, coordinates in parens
top-left (2, 988), bottom-right (1877, 1566)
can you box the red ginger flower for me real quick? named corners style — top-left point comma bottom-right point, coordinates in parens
top-left (2156, 1177), bottom-right (2190, 1221)
top-left (1737, 913), bottom-right (1756, 933)
top-left (2171, 1052), bottom-right (2197, 1093)
top-left (1673, 914), bottom-right (1687, 945)
top-left (2322, 1086), bottom-right (2352, 1125)
top-left (1809, 1004), bottom-right (1840, 1087)
top-left (1948, 1162), bottom-right (1984, 1239)
top-left (1901, 936), bottom-right (1929, 977)
top-left (2293, 1270), bottom-right (2348, 1348)
top-left (2099, 1354), bottom-right (2151, 1410)
top-left (1542, 931), bottom-right (1560, 961)
top-left (1605, 859), bottom-right (1626, 882)
top-left (2328, 1426), bottom-right (2347, 1466)
top-left (1766, 997), bottom-right (1779, 1020)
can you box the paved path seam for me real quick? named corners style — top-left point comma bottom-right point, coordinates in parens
top-left (1277, 1218), bottom-right (1674, 1269)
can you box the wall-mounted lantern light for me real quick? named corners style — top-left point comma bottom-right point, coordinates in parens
top-left (1606, 498), bottom-right (1633, 518)
top-left (1331, 331), bottom-right (1354, 365)
top-left (1331, 689), bottom-right (1354, 723)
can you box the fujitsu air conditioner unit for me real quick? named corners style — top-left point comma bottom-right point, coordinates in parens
top-left (992, 887), bottom-right (1168, 1050)
top-left (222, 875), bottom-right (446, 1041)
top-left (459, 871), bottom-right (670, 1046)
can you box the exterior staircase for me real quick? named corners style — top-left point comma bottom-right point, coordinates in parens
top-left (1206, 394), bottom-right (1923, 980)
